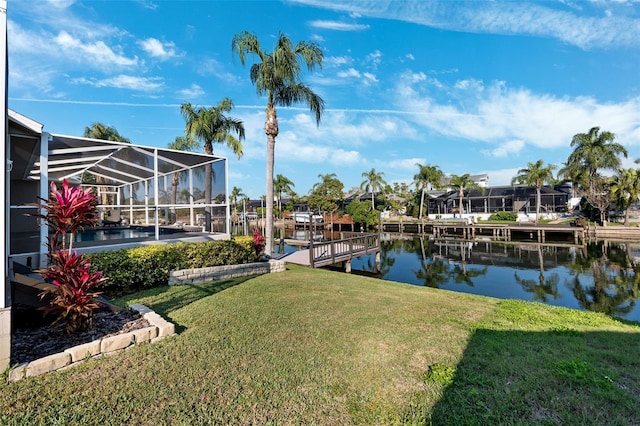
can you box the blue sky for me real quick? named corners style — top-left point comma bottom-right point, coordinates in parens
top-left (7, 0), bottom-right (640, 199)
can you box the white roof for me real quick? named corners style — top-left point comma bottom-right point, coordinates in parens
top-left (9, 109), bottom-right (225, 186)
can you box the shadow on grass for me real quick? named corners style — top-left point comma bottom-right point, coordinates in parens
top-left (414, 328), bottom-right (640, 425)
top-left (113, 276), bottom-right (255, 333)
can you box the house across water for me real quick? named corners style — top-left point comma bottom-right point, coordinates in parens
top-left (426, 185), bottom-right (571, 219)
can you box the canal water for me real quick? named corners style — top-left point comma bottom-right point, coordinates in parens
top-left (275, 230), bottom-right (640, 322)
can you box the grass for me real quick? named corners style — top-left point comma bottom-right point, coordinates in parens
top-left (2, 264), bottom-right (639, 425)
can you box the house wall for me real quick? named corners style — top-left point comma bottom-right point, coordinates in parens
top-left (10, 180), bottom-right (40, 256)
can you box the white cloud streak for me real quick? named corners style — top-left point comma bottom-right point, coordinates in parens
top-left (75, 75), bottom-right (164, 92)
top-left (308, 20), bottom-right (370, 31)
top-left (290, 0), bottom-right (640, 49)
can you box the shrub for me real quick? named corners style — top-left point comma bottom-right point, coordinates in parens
top-left (252, 228), bottom-right (266, 257)
top-left (488, 211), bottom-right (518, 221)
top-left (90, 239), bottom-right (257, 297)
top-left (28, 179), bottom-right (106, 333)
top-left (40, 250), bottom-right (107, 333)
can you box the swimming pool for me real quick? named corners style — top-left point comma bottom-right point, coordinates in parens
top-left (73, 227), bottom-right (183, 243)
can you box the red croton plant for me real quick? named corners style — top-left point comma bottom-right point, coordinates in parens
top-left (252, 227), bottom-right (266, 258)
top-left (29, 179), bottom-right (108, 333)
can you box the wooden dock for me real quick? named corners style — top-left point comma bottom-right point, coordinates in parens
top-left (382, 220), bottom-right (585, 244)
top-left (282, 233), bottom-right (380, 271)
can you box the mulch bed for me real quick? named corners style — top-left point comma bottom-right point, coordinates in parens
top-left (11, 307), bottom-right (151, 365)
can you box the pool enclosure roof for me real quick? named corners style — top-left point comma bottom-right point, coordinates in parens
top-left (9, 109), bottom-right (225, 187)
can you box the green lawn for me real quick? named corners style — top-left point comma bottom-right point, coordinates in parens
top-left (2, 265), bottom-right (639, 425)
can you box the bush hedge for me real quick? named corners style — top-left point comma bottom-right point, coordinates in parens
top-left (488, 211), bottom-right (518, 221)
top-left (89, 238), bottom-right (257, 296)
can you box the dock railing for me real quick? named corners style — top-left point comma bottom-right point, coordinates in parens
top-left (308, 233), bottom-right (380, 268)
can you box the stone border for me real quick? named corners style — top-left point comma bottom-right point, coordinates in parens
top-left (168, 259), bottom-right (286, 286)
top-left (7, 304), bottom-right (175, 383)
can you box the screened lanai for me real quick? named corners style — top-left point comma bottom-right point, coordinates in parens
top-left (8, 109), bottom-right (230, 268)
top-left (427, 185), bottom-right (569, 216)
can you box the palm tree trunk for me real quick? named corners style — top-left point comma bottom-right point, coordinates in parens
top-left (371, 192), bottom-right (375, 211)
top-left (625, 206), bottom-right (630, 226)
top-left (265, 137), bottom-right (275, 254)
top-left (419, 188), bottom-right (425, 219)
top-left (536, 186), bottom-right (541, 223)
top-left (265, 105), bottom-right (278, 255)
top-left (171, 172), bottom-right (179, 224)
top-left (204, 141), bottom-right (213, 232)
top-left (459, 189), bottom-right (464, 216)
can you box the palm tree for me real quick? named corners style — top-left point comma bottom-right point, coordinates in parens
top-left (180, 98), bottom-right (245, 231)
top-left (274, 174), bottom-right (295, 218)
top-left (83, 122), bottom-right (131, 143)
top-left (229, 186), bottom-right (245, 215)
top-left (561, 127), bottom-right (627, 223)
top-left (448, 173), bottom-right (481, 216)
top-left (564, 127), bottom-right (627, 193)
top-left (413, 163), bottom-right (444, 219)
top-left (610, 168), bottom-right (640, 226)
top-left (512, 160), bottom-right (556, 223)
top-left (167, 135), bottom-right (200, 223)
top-left (232, 30), bottom-right (325, 255)
top-left (83, 122), bottom-right (131, 207)
top-left (360, 168), bottom-right (387, 211)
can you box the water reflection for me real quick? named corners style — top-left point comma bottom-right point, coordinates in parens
top-left (347, 236), bottom-right (640, 322)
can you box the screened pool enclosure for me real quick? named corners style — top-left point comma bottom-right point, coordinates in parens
top-left (8, 110), bottom-right (230, 267)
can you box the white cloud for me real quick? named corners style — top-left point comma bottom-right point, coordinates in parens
top-left (177, 84), bottom-right (205, 99)
top-left (75, 75), bottom-right (164, 91)
top-left (54, 30), bottom-right (139, 68)
top-left (337, 68), bottom-right (361, 78)
top-left (366, 50), bottom-right (383, 67)
top-left (479, 168), bottom-right (520, 186)
top-left (308, 20), bottom-right (369, 31)
top-left (331, 150), bottom-right (361, 165)
top-left (197, 58), bottom-right (242, 84)
top-left (324, 56), bottom-right (352, 67)
top-left (363, 72), bottom-right (378, 84)
top-left (138, 38), bottom-right (178, 59)
top-left (394, 72), bottom-right (640, 152)
top-left (290, 0), bottom-right (640, 49)
top-left (481, 140), bottom-right (525, 158)
top-left (387, 158), bottom-right (427, 170)
top-left (9, 21), bottom-right (138, 71)
top-left (406, 53), bottom-right (415, 61)
top-left (335, 68), bottom-right (378, 86)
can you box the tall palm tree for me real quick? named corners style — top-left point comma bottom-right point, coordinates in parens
top-left (232, 30), bottom-right (325, 255)
top-left (512, 160), bottom-right (556, 222)
top-left (413, 163), bottom-right (444, 219)
top-left (564, 127), bottom-right (627, 192)
top-left (229, 186), bottom-right (245, 215)
top-left (180, 98), bottom-right (245, 231)
top-left (360, 168), bottom-right (387, 211)
top-left (448, 173), bottom-right (481, 216)
top-left (610, 168), bottom-right (640, 226)
top-left (167, 135), bottom-right (200, 223)
top-left (274, 174), bottom-right (295, 218)
top-left (561, 127), bottom-right (627, 223)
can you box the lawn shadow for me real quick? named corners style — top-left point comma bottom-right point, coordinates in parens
top-left (420, 328), bottom-right (640, 425)
top-left (116, 276), bottom-right (255, 333)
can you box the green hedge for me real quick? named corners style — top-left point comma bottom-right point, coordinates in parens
top-left (488, 211), bottom-right (518, 221)
top-left (89, 238), bottom-right (257, 296)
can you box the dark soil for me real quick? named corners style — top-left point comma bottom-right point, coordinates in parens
top-left (11, 307), bottom-right (151, 365)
